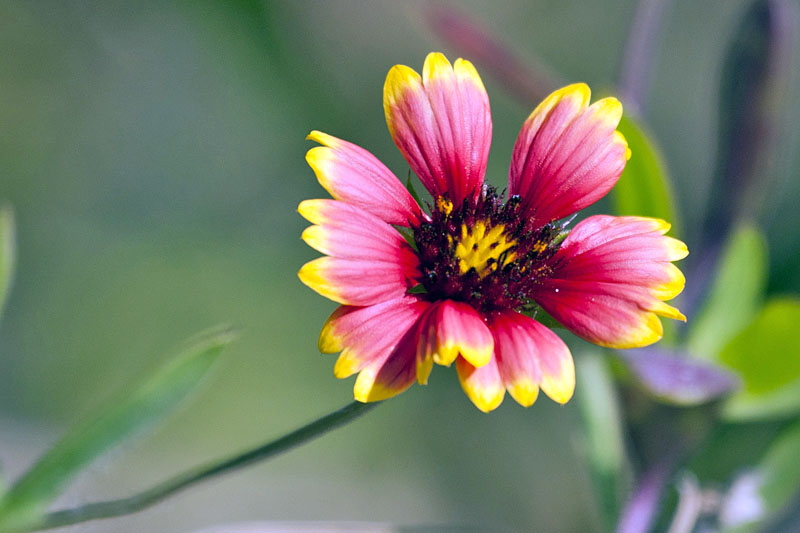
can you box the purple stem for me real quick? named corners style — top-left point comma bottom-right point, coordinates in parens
top-left (424, 1), bottom-right (561, 103)
top-left (617, 0), bottom-right (672, 115)
top-left (616, 460), bottom-right (673, 533)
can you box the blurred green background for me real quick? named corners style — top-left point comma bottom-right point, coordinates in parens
top-left (1, 1), bottom-right (799, 531)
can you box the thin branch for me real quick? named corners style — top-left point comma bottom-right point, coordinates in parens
top-left (31, 401), bottom-right (379, 531)
top-left (618, 0), bottom-right (672, 115)
top-left (616, 459), bottom-right (673, 533)
top-left (424, 2), bottom-right (561, 103)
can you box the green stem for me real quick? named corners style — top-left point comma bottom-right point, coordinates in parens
top-left (30, 401), bottom-right (378, 531)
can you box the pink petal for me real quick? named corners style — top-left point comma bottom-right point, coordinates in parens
top-left (416, 300), bottom-right (494, 369)
top-left (535, 215), bottom-right (688, 349)
top-left (524, 319), bottom-right (575, 405)
top-left (298, 256), bottom-right (419, 307)
top-left (353, 301), bottom-right (430, 402)
top-left (384, 52), bottom-right (491, 206)
top-left (306, 131), bottom-right (423, 227)
top-left (487, 311), bottom-right (541, 406)
top-left (508, 84), bottom-right (629, 226)
top-left (299, 199), bottom-right (418, 266)
top-left (489, 311), bottom-right (574, 406)
top-left (456, 355), bottom-right (505, 412)
top-left (319, 296), bottom-right (430, 377)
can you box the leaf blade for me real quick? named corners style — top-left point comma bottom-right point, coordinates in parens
top-left (0, 326), bottom-right (236, 531)
top-left (576, 352), bottom-right (631, 530)
top-left (688, 224), bottom-right (768, 360)
top-left (612, 115), bottom-right (680, 235)
top-left (720, 298), bottom-right (800, 421)
top-left (0, 205), bottom-right (16, 320)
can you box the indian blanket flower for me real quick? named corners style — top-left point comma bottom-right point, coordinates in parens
top-left (299, 52), bottom-right (688, 412)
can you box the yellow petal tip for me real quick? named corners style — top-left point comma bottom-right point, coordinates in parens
top-left (508, 381), bottom-right (540, 407)
top-left (306, 130), bottom-right (338, 147)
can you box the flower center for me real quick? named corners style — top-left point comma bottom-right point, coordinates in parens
top-left (453, 221), bottom-right (516, 278)
top-left (411, 187), bottom-right (562, 313)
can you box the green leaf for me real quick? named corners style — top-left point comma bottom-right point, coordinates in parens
top-left (576, 352), bottom-right (631, 531)
top-left (0, 326), bottom-right (236, 531)
top-left (0, 205), bottom-right (16, 320)
top-left (720, 298), bottom-right (800, 421)
top-left (688, 224), bottom-right (767, 360)
top-left (406, 173), bottom-right (423, 207)
top-left (723, 380), bottom-right (800, 422)
top-left (612, 115), bottom-right (680, 235)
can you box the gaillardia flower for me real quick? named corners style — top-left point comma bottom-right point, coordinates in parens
top-left (299, 53), bottom-right (687, 412)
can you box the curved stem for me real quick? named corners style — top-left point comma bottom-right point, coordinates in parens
top-left (617, 0), bottom-right (672, 115)
top-left (31, 401), bottom-right (378, 531)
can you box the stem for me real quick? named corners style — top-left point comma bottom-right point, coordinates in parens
top-left (30, 401), bottom-right (378, 531)
top-left (576, 353), bottom-right (631, 532)
top-left (666, 475), bottom-right (707, 533)
top-left (615, 459), bottom-right (673, 533)
top-left (617, 0), bottom-right (672, 116)
top-left (424, 2), bottom-right (561, 103)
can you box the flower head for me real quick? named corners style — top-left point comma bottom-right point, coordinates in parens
top-left (299, 53), bottom-right (688, 412)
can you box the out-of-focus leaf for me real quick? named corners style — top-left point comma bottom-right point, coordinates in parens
top-left (0, 206), bottom-right (13, 492)
top-left (617, 348), bottom-right (739, 406)
top-left (723, 377), bottom-right (800, 421)
top-left (576, 352), bottom-right (630, 531)
top-left (405, 174), bottom-right (423, 208)
top-left (688, 224), bottom-right (767, 360)
top-left (525, 307), bottom-right (563, 330)
top-left (0, 327), bottom-right (235, 532)
top-left (611, 115), bottom-right (680, 235)
top-left (720, 298), bottom-right (800, 420)
top-left (719, 420), bottom-right (800, 530)
top-left (0, 205), bottom-right (16, 320)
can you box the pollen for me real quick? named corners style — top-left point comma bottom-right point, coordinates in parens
top-left (436, 196), bottom-right (454, 216)
top-left (454, 220), bottom-right (516, 278)
top-left (532, 240), bottom-right (547, 254)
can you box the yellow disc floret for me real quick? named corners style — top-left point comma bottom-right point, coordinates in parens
top-left (454, 220), bottom-right (516, 278)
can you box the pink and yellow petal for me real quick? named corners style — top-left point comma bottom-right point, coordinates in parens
top-left (536, 281), bottom-right (680, 349)
top-left (306, 131), bottom-right (422, 227)
top-left (298, 256), bottom-right (418, 307)
top-left (535, 215), bottom-right (688, 349)
top-left (384, 52), bottom-right (491, 206)
top-left (416, 300), bottom-right (494, 368)
top-left (488, 311), bottom-right (574, 406)
top-left (416, 348), bottom-right (434, 385)
top-left (298, 199), bottom-right (418, 266)
top-left (487, 311), bottom-right (542, 406)
top-left (509, 84), bottom-right (628, 226)
top-left (353, 320), bottom-right (422, 402)
top-left (557, 216), bottom-right (677, 254)
top-left (319, 296), bottom-right (430, 378)
top-left (456, 356), bottom-right (506, 412)
top-left (528, 321), bottom-right (575, 404)
top-left (650, 264), bottom-right (686, 300)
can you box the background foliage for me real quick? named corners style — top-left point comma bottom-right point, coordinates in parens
top-left (0, 1), bottom-right (799, 531)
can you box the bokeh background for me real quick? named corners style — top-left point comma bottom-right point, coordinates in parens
top-left (1, 1), bottom-right (799, 531)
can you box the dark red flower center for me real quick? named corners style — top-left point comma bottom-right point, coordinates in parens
top-left (411, 187), bottom-right (563, 314)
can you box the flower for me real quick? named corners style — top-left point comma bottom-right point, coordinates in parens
top-left (299, 52), bottom-right (688, 412)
